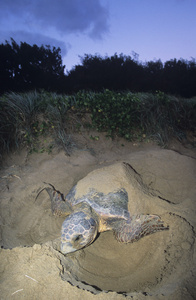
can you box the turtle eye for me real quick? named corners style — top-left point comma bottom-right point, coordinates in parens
top-left (74, 234), bottom-right (82, 242)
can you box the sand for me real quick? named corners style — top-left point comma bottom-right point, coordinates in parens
top-left (0, 132), bottom-right (196, 300)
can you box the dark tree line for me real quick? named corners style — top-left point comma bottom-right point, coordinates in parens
top-left (1, 39), bottom-right (196, 97)
top-left (67, 54), bottom-right (196, 97)
top-left (0, 39), bottom-right (65, 93)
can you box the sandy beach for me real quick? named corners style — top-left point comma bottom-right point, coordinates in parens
top-left (0, 132), bottom-right (195, 300)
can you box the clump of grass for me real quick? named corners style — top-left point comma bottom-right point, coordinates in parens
top-left (45, 94), bottom-right (76, 155)
top-left (0, 90), bottom-right (77, 156)
top-left (136, 92), bottom-right (177, 145)
top-left (0, 99), bottom-right (16, 152)
top-left (0, 90), bottom-right (195, 156)
top-left (55, 128), bottom-right (75, 156)
top-left (138, 92), bottom-right (196, 145)
top-left (0, 91), bottom-right (43, 153)
top-left (6, 91), bottom-right (41, 127)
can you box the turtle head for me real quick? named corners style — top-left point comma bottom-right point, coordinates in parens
top-left (61, 211), bottom-right (98, 254)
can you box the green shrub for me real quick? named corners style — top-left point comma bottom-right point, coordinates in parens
top-left (75, 90), bottom-right (142, 139)
top-left (74, 90), bottom-right (196, 144)
top-left (0, 89), bottom-right (195, 156)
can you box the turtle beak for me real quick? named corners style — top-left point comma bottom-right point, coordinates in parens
top-left (61, 242), bottom-right (77, 255)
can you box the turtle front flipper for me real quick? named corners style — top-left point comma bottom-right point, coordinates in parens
top-left (44, 186), bottom-right (73, 217)
top-left (113, 214), bottom-right (169, 243)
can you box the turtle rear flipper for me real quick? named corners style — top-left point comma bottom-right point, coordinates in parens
top-left (45, 187), bottom-right (73, 217)
top-left (114, 214), bottom-right (169, 243)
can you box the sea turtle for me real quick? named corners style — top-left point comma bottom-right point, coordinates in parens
top-left (41, 162), bottom-right (169, 254)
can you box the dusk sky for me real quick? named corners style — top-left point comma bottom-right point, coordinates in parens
top-left (0, 0), bottom-right (195, 73)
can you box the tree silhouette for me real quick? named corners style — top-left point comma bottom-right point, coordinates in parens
top-left (68, 54), bottom-right (196, 97)
top-left (0, 39), bottom-right (66, 94)
top-left (0, 39), bottom-right (196, 97)
top-left (68, 53), bottom-right (143, 92)
top-left (163, 58), bottom-right (196, 97)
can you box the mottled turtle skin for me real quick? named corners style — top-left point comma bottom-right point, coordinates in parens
top-left (43, 163), bottom-right (169, 254)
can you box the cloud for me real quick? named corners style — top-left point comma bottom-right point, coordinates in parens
top-left (0, 0), bottom-right (109, 39)
top-left (0, 0), bottom-right (109, 67)
top-left (0, 30), bottom-right (69, 56)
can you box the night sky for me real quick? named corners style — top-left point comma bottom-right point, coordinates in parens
top-left (0, 0), bottom-right (195, 72)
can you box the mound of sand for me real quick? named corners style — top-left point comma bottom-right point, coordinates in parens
top-left (0, 135), bottom-right (195, 300)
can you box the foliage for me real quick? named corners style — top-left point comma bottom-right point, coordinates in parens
top-left (0, 91), bottom-right (43, 152)
top-left (68, 54), bottom-right (196, 98)
top-left (75, 90), bottom-right (141, 140)
top-left (75, 90), bottom-right (196, 144)
top-left (45, 93), bottom-right (76, 155)
top-left (0, 90), bottom-right (195, 156)
top-left (1, 39), bottom-right (196, 97)
top-left (0, 39), bottom-right (66, 94)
